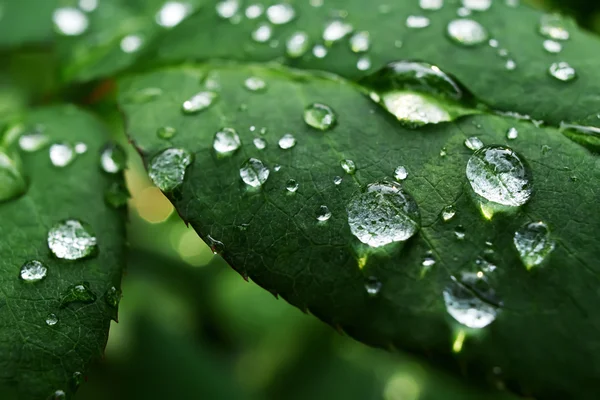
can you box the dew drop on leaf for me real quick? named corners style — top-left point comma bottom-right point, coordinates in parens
top-left (286, 31), bottom-right (310, 58)
top-left (48, 219), bottom-right (98, 260)
top-left (50, 143), bottom-right (75, 167)
top-left (245, 4), bottom-right (264, 19)
top-left (61, 282), bottom-right (97, 307)
top-left (253, 137), bottom-right (267, 150)
top-left (333, 176), bottom-right (342, 185)
top-left (157, 126), bottom-right (177, 140)
top-left (79, 0), bottom-right (98, 12)
top-left (100, 144), bottom-right (127, 174)
top-left (53, 389), bottom-right (66, 399)
top-left (244, 76), bottom-right (267, 92)
top-left (466, 145), bottom-right (532, 207)
top-left (19, 131), bottom-right (49, 152)
top-left (278, 133), bottom-right (296, 149)
top-left (349, 31), bottom-right (370, 53)
top-left (53, 7), bottom-right (88, 36)
top-left (213, 128), bottom-right (241, 155)
top-left (441, 205), bottom-right (456, 221)
top-left (74, 142), bottom-right (87, 154)
top-left (455, 226), bottom-right (466, 240)
top-left (340, 159), bottom-right (356, 174)
top-left (71, 371), bottom-right (83, 391)
top-left (464, 136), bottom-right (484, 151)
top-left (514, 221), bottom-right (556, 269)
top-left (559, 122), bottom-right (600, 152)
top-left (347, 180), bottom-right (421, 247)
top-left (543, 39), bottom-right (562, 53)
top-left (505, 59), bottom-right (517, 71)
top-left (105, 286), bottom-right (121, 308)
top-left (457, 7), bottom-right (471, 17)
top-left (286, 179), bottom-right (299, 192)
top-left (124, 87), bottom-right (163, 104)
top-left (357, 56), bottom-right (371, 71)
top-left (104, 182), bottom-right (130, 208)
top-left (539, 13), bottom-right (570, 41)
top-left (316, 205), bottom-right (332, 221)
top-left (549, 62), bottom-right (576, 82)
top-left (20, 260), bottom-right (47, 282)
top-left (266, 3), bottom-right (295, 25)
top-left (419, 0), bottom-right (444, 11)
top-left (312, 44), bottom-right (328, 58)
top-left (216, 0), bottom-right (239, 19)
top-left (120, 34), bottom-right (143, 53)
top-left (323, 20), bottom-right (353, 43)
top-left (422, 252), bottom-right (436, 267)
top-left (148, 148), bottom-right (194, 192)
top-left (443, 273), bottom-right (499, 328)
top-left (252, 23), bottom-right (273, 43)
top-left (46, 313), bottom-right (59, 326)
top-left (182, 91), bottom-right (218, 114)
top-left (462, 0), bottom-right (492, 11)
top-left (406, 15), bottom-right (430, 29)
top-left (507, 127), bottom-right (518, 140)
top-left (304, 103), bottom-right (337, 131)
top-left (155, 1), bottom-right (191, 28)
top-left (365, 276), bottom-right (382, 296)
top-left (446, 19), bottom-right (488, 46)
top-left (0, 149), bottom-right (27, 202)
top-left (394, 165), bottom-right (408, 181)
top-left (207, 234), bottom-right (225, 254)
top-left (240, 158), bottom-right (270, 187)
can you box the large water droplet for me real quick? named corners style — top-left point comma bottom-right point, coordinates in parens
top-left (304, 103), bottom-right (337, 131)
top-left (539, 13), bottom-right (570, 41)
top-left (447, 19), bottom-right (488, 46)
top-left (466, 145), bottom-right (532, 207)
top-left (19, 131), bottom-right (49, 152)
top-left (266, 3), bottom-right (295, 25)
top-left (278, 133), bottom-right (296, 149)
top-left (182, 91), bottom-right (218, 114)
top-left (213, 128), bottom-right (241, 155)
top-left (253, 137), bottom-right (267, 150)
top-left (349, 31), bottom-right (370, 53)
top-left (48, 219), bottom-right (97, 260)
top-left (244, 76), bottom-right (267, 92)
top-left (100, 144), bottom-right (127, 174)
top-left (462, 0), bottom-right (492, 11)
top-left (286, 31), bottom-right (310, 58)
top-left (549, 62), bottom-right (576, 82)
top-left (514, 221), bottom-right (555, 269)
top-left (240, 158), bottom-right (270, 187)
top-left (0, 149), bottom-right (27, 202)
top-left (50, 143), bottom-right (75, 167)
top-left (61, 282), bottom-right (97, 307)
top-left (53, 7), bottom-right (88, 36)
top-left (323, 20), bottom-right (353, 43)
top-left (340, 159), bottom-right (356, 174)
top-left (394, 166), bottom-right (408, 181)
top-left (156, 1), bottom-right (192, 28)
top-left (347, 180), bottom-right (421, 247)
top-left (381, 92), bottom-right (452, 125)
top-left (464, 136), bottom-right (484, 151)
top-left (105, 286), bottom-right (121, 308)
top-left (443, 273), bottom-right (499, 328)
top-left (148, 148), bottom-right (194, 192)
top-left (316, 205), bottom-right (331, 221)
top-left (46, 313), bottom-right (59, 326)
top-left (420, 0), bottom-right (444, 10)
top-left (286, 179), bottom-right (299, 192)
top-left (559, 122), bottom-right (600, 153)
top-left (365, 276), bottom-right (382, 296)
top-left (20, 260), bottom-right (47, 282)
top-left (252, 23), bottom-right (273, 43)
top-left (245, 4), bottom-right (264, 19)
top-left (441, 205), bottom-right (456, 221)
top-left (406, 15), bottom-right (430, 29)
top-left (216, 0), bottom-right (239, 19)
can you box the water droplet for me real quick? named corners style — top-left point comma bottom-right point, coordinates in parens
top-left (71, 371), bottom-right (83, 391)
top-left (286, 179), bottom-right (298, 192)
top-left (488, 39), bottom-right (499, 47)
top-left (422, 252), bottom-right (436, 267)
top-left (347, 180), bottom-right (421, 247)
top-left (380, 92), bottom-right (452, 125)
top-left (53, 390), bottom-right (66, 400)
top-left (0, 149), bottom-right (27, 202)
top-left (457, 7), bottom-right (471, 17)
top-left (340, 159), bottom-right (356, 174)
top-left (46, 313), bottom-right (59, 326)
top-left (120, 34), bottom-right (143, 53)
top-left (216, 0), bottom-right (239, 19)
top-left (156, 1), bottom-right (192, 28)
top-left (440, 147), bottom-right (448, 157)
top-left (240, 158), bottom-right (270, 187)
top-left (349, 31), bottom-right (370, 53)
top-left (549, 62), bottom-right (576, 82)
top-left (182, 91), bottom-right (218, 114)
top-left (74, 143), bottom-right (87, 154)
top-left (245, 4), bottom-right (264, 19)
top-left (312, 44), bottom-right (328, 58)
top-left (543, 39), bottom-right (562, 53)
top-left (514, 221), bottom-right (555, 269)
top-left (278, 133), bottom-right (296, 149)
top-left (213, 128), bottom-right (241, 155)
top-left (310, 0), bottom-right (324, 7)
top-left (464, 136), bottom-right (484, 151)
top-left (79, 0), bottom-right (98, 12)
top-left (53, 7), bottom-right (88, 36)
top-left (406, 15), bottom-right (430, 29)
top-left (105, 286), bottom-right (121, 308)
top-left (559, 122), bottom-right (600, 152)
top-left (20, 260), bottom-right (47, 282)
top-left (206, 234), bottom-right (225, 255)
top-left (539, 13), bottom-right (570, 41)
top-left (48, 219), bottom-right (97, 260)
top-left (505, 59), bottom-right (517, 71)
top-left (420, 0), bottom-right (444, 10)
top-left (104, 181), bottom-right (130, 208)
top-left (316, 205), bottom-right (332, 221)
top-left (274, 164), bottom-right (281, 172)
top-left (541, 144), bottom-right (551, 155)
top-left (394, 166), bottom-right (408, 181)
top-left (323, 20), bottom-right (353, 43)
top-left (441, 205), bottom-right (456, 221)
top-left (462, 0), bottom-right (492, 11)
top-left (50, 143), bottom-right (75, 167)
top-left (100, 144), bottom-right (127, 174)
top-left (443, 274), bottom-right (499, 328)
top-left (394, 40), bottom-right (403, 48)
top-left (286, 31), bottom-right (310, 58)
top-left (365, 276), bottom-right (382, 296)
top-left (357, 56), bottom-right (371, 71)
top-left (304, 103), bottom-right (337, 131)
top-left (61, 282), bottom-right (97, 307)
top-left (253, 137), bottom-right (267, 150)
top-left (148, 148), bottom-right (194, 192)
top-left (466, 145), bottom-right (532, 207)
top-left (333, 176), bottom-right (342, 185)
top-left (244, 76), bottom-right (267, 92)
top-left (447, 19), bottom-right (488, 46)
top-left (19, 131), bottom-right (49, 152)
top-left (157, 126), bottom-right (177, 140)
top-left (252, 23), bottom-right (273, 43)
top-left (506, 127), bottom-right (518, 140)
top-left (266, 3), bottom-right (295, 25)
top-left (125, 87), bottom-right (163, 104)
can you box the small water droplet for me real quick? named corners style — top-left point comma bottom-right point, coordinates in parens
top-left (104, 181), bottom-right (130, 208)
top-left (347, 180), bottom-right (421, 247)
top-left (447, 19), bottom-right (488, 46)
top-left (105, 286), bottom-right (121, 308)
top-left (240, 158), bottom-right (270, 187)
top-left (323, 20), bottom-right (353, 43)
top-left (20, 260), bottom-right (47, 282)
top-left (505, 59), bottom-right (517, 71)
top-left (53, 7), bottom-right (88, 36)
top-left (422, 252), bottom-right (436, 267)
top-left (340, 159), bottom-right (356, 174)
top-left (365, 276), bottom-right (382, 296)
top-left (357, 56), bottom-right (371, 71)
top-left (61, 282), bottom-right (97, 307)
top-left (252, 23), bottom-right (273, 43)
top-left (488, 39), bottom-right (499, 47)
top-left (443, 273), bottom-right (499, 328)
top-left (312, 44), bottom-right (328, 58)
top-left (206, 234), bottom-right (225, 254)
top-left (100, 144), bottom-right (127, 174)
top-left (74, 143), bottom-right (87, 154)
top-left (304, 103), bottom-right (337, 131)
top-left (286, 179), bottom-right (298, 192)
top-left (457, 7), bottom-right (471, 17)
top-left (349, 31), bottom-right (370, 53)
top-left (46, 313), bottom-right (59, 326)
top-left (549, 62), bottom-right (576, 82)
top-left (216, 0), bottom-right (239, 19)
top-left (406, 15), bottom-right (430, 29)
top-left (466, 145), bottom-right (532, 207)
top-left (50, 143), bottom-right (75, 167)
top-left (441, 205), bottom-right (456, 221)
top-left (333, 176), bottom-right (342, 185)
top-left (394, 165), bottom-right (408, 181)
top-left (286, 31), bottom-right (310, 58)
top-left (19, 131), bottom-right (49, 152)
top-left (157, 126), bottom-right (177, 140)
top-left (419, 0), bottom-right (444, 10)
top-left (543, 39), bottom-right (562, 53)
top-left (253, 137), bottom-right (267, 150)
top-left (71, 371), bottom-right (84, 391)
top-left (539, 13), bottom-right (570, 41)
top-left (148, 148), bottom-right (194, 192)
top-left (213, 128), bottom-right (241, 155)
top-left (120, 34), bottom-right (143, 53)
top-left (0, 149), bottom-right (27, 202)
top-left (244, 76), bottom-right (267, 92)
top-left (79, 0), bottom-right (98, 12)
top-left (506, 127), bottom-right (518, 140)
top-left (245, 4), bottom-right (264, 19)
top-left (266, 3), bottom-right (295, 24)
top-left (464, 136), bottom-right (484, 151)
top-left (48, 219), bottom-right (97, 260)
top-left (440, 147), bottom-right (448, 157)
top-left (156, 1), bottom-right (192, 28)
top-left (455, 226), bottom-right (466, 239)
top-left (316, 205), bottom-right (332, 221)
top-left (462, 0), bottom-right (492, 11)
top-left (278, 133), bottom-right (296, 149)
top-left (514, 221), bottom-right (555, 269)
top-left (182, 91), bottom-right (218, 114)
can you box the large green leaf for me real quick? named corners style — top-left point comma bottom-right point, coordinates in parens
top-left (0, 105), bottom-right (126, 399)
top-left (119, 63), bottom-right (600, 399)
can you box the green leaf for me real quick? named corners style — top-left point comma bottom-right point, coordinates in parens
top-left (119, 63), bottom-right (600, 399)
top-left (0, 105), bottom-right (125, 399)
